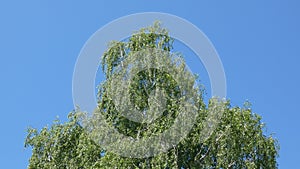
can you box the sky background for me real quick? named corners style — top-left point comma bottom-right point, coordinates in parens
top-left (1, 0), bottom-right (299, 168)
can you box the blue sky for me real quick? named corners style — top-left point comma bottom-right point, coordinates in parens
top-left (0, 0), bottom-right (299, 168)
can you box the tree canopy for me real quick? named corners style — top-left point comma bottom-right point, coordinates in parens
top-left (25, 22), bottom-right (279, 169)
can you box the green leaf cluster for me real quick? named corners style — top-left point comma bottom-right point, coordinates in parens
top-left (25, 22), bottom-right (279, 169)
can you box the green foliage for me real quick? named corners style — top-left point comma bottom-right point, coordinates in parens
top-left (25, 22), bottom-right (279, 168)
top-left (25, 112), bottom-right (102, 169)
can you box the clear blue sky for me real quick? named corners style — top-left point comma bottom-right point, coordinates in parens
top-left (0, 1), bottom-right (299, 168)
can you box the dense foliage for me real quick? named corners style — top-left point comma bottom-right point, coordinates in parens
top-left (25, 22), bottom-right (279, 169)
